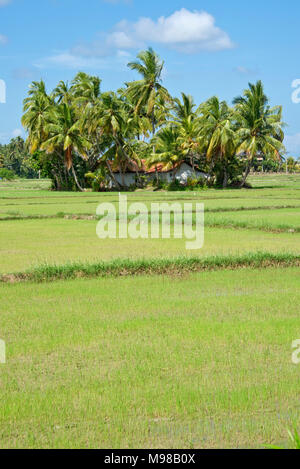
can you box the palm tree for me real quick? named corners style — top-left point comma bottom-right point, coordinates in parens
top-left (150, 126), bottom-right (184, 181)
top-left (24, 80), bottom-right (48, 101)
top-left (87, 91), bottom-right (143, 188)
top-left (22, 80), bottom-right (52, 153)
top-left (178, 117), bottom-right (203, 173)
top-left (71, 72), bottom-right (101, 107)
top-left (53, 81), bottom-right (73, 106)
top-left (172, 93), bottom-right (201, 172)
top-left (233, 81), bottom-right (285, 187)
top-left (154, 95), bottom-right (173, 130)
top-left (173, 93), bottom-right (197, 122)
top-left (126, 48), bottom-right (171, 135)
top-left (117, 87), bottom-right (152, 142)
top-left (200, 96), bottom-right (236, 187)
top-left (41, 103), bottom-right (91, 191)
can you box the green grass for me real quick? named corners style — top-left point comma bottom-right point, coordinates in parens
top-left (1, 267), bottom-right (300, 448)
top-left (206, 207), bottom-right (300, 232)
top-left (248, 173), bottom-right (300, 188)
top-left (1, 176), bottom-right (300, 448)
top-left (1, 218), bottom-right (300, 274)
top-left (0, 178), bottom-right (52, 192)
top-left (2, 251), bottom-right (299, 283)
top-left (1, 196), bottom-right (300, 219)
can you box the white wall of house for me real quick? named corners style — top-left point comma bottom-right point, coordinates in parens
top-left (175, 163), bottom-right (207, 184)
top-left (110, 164), bottom-right (207, 187)
top-left (148, 172), bottom-right (173, 183)
top-left (113, 173), bottom-right (137, 187)
top-left (148, 164), bottom-right (207, 184)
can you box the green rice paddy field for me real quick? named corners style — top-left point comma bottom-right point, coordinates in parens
top-left (0, 174), bottom-right (300, 448)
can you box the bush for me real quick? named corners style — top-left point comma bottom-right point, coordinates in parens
top-left (85, 170), bottom-right (108, 192)
top-left (135, 175), bottom-right (148, 189)
top-left (152, 176), bottom-right (211, 192)
top-left (186, 176), bottom-right (208, 190)
top-left (152, 178), bottom-right (168, 191)
top-left (229, 179), bottom-right (252, 189)
top-left (0, 168), bottom-right (16, 181)
top-left (128, 183), bottom-right (138, 192)
top-left (167, 179), bottom-right (185, 191)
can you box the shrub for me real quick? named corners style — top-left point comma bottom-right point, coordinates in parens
top-left (153, 179), bottom-right (168, 191)
top-left (186, 176), bottom-right (208, 190)
top-left (128, 183), bottom-right (138, 192)
top-left (167, 179), bottom-right (185, 191)
top-left (135, 175), bottom-right (148, 188)
top-left (229, 179), bottom-right (252, 189)
top-left (0, 168), bottom-right (16, 181)
top-left (85, 170), bottom-right (108, 192)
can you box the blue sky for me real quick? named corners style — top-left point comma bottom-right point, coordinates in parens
top-left (1, 0), bottom-right (300, 156)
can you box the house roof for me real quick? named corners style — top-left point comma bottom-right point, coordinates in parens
top-left (146, 161), bottom-right (183, 174)
top-left (107, 160), bottom-right (146, 174)
top-left (107, 159), bottom-right (200, 174)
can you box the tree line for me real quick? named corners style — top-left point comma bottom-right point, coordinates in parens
top-left (0, 137), bottom-right (40, 180)
top-left (19, 48), bottom-right (286, 191)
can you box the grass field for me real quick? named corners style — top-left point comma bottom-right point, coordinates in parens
top-left (0, 174), bottom-right (300, 449)
top-left (206, 207), bottom-right (300, 232)
top-left (1, 268), bottom-right (300, 449)
top-left (1, 219), bottom-right (300, 273)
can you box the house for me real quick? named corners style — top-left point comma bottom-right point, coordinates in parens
top-left (146, 162), bottom-right (207, 184)
top-left (107, 160), bottom-right (207, 188)
top-left (107, 160), bottom-right (146, 188)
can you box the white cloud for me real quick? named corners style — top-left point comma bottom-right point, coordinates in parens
top-left (0, 0), bottom-right (13, 49)
top-left (0, 34), bottom-right (8, 45)
top-left (70, 31), bottom-right (138, 58)
top-left (12, 67), bottom-right (34, 80)
top-left (36, 8), bottom-right (233, 69)
top-left (0, 128), bottom-right (24, 144)
top-left (93, 8), bottom-right (234, 54)
top-left (107, 30), bottom-right (139, 50)
top-left (235, 66), bottom-right (258, 75)
top-left (34, 52), bottom-right (107, 69)
top-left (285, 133), bottom-right (300, 156)
top-left (102, 0), bottom-right (132, 3)
top-left (34, 50), bottom-right (131, 70)
top-left (124, 9), bottom-right (234, 53)
top-left (12, 128), bottom-right (23, 138)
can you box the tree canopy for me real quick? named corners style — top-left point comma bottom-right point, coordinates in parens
top-left (17, 48), bottom-right (285, 191)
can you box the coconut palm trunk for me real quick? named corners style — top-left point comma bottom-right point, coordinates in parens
top-left (172, 165), bottom-right (177, 182)
top-left (71, 165), bottom-right (84, 192)
top-left (223, 166), bottom-right (229, 188)
top-left (190, 153), bottom-right (195, 173)
top-left (240, 160), bottom-right (251, 188)
top-left (152, 109), bottom-right (156, 137)
top-left (105, 161), bottom-right (122, 189)
top-left (65, 147), bottom-right (84, 192)
top-left (120, 167), bottom-right (126, 189)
